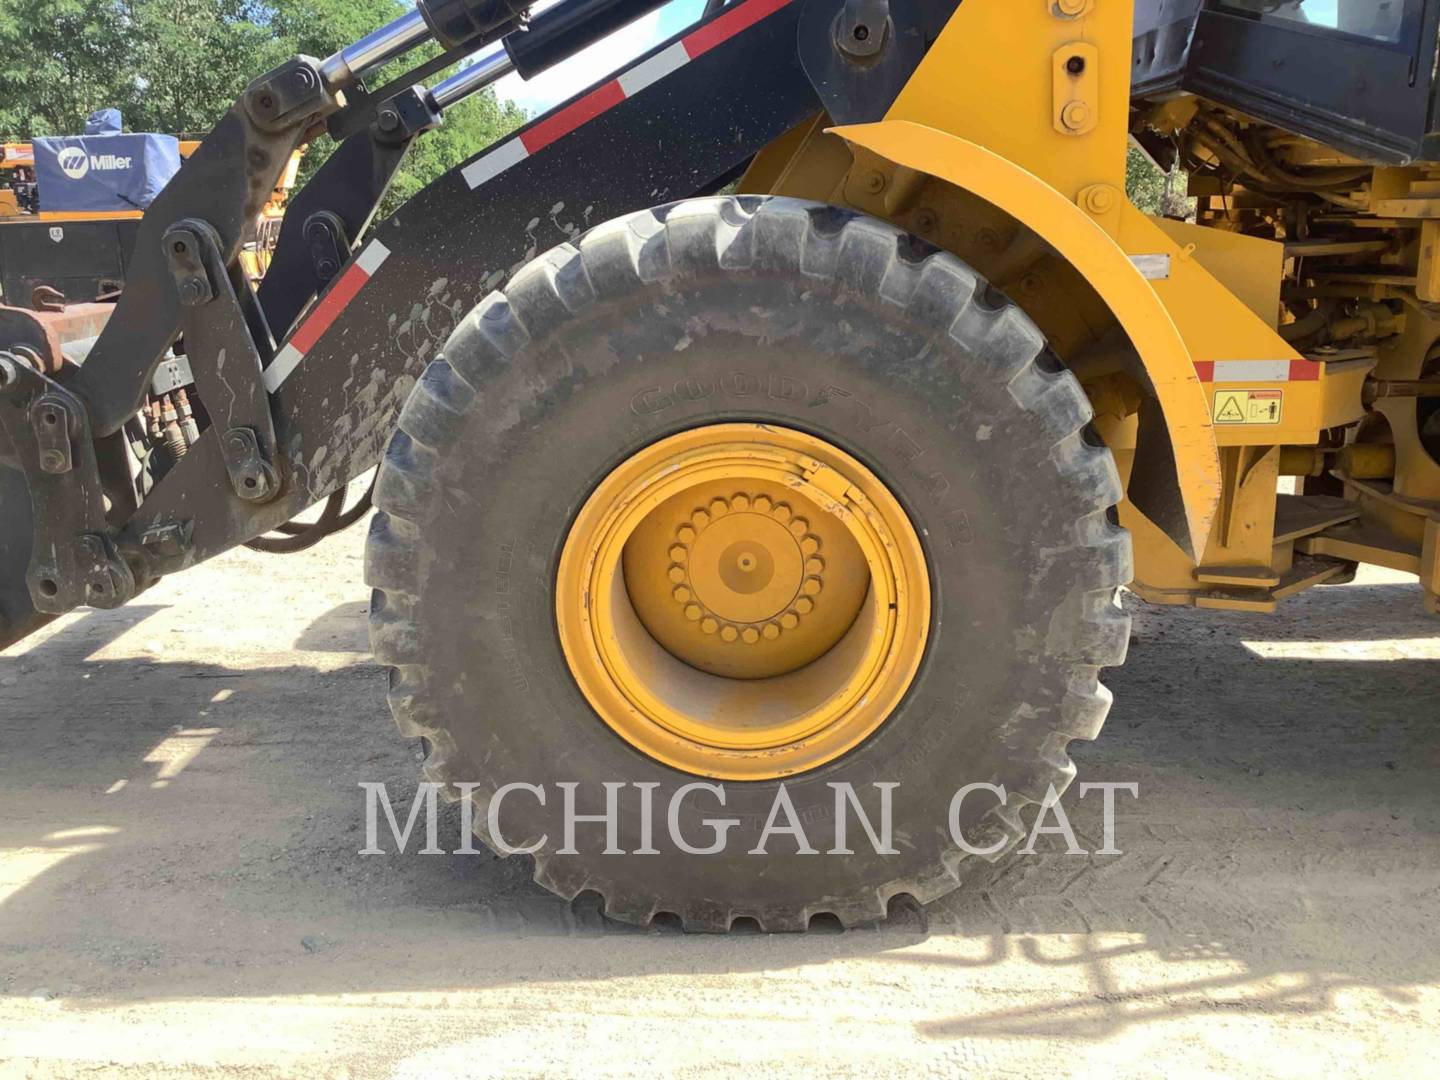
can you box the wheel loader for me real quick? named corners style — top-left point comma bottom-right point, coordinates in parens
top-left (1, 0), bottom-right (1437, 930)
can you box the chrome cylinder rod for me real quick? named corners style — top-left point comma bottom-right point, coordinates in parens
top-left (429, 44), bottom-right (516, 110)
top-left (321, 8), bottom-right (433, 88)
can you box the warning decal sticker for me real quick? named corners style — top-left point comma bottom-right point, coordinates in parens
top-left (1213, 389), bottom-right (1283, 425)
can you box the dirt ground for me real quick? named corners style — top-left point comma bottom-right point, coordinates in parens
top-left (1, 518), bottom-right (1437, 1078)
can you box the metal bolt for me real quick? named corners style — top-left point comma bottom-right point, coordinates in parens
top-left (39, 449), bottom-right (66, 473)
top-left (179, 278), bottom-right (208, 305)
top-left (377, 109), bottom-right (400, 132)
top-left (1061, 101), bottom-right (1091, 131)
top-left (914, 208), bottom-right (937, 234)
top-left (861, 170), bottom-right (886, 194)
top-left (1066, 55), bottom-right (1086, 75)
top-left (1053, 0), bottom-right (1091, 16)
top-left (1084, 186), bottom-right (1118, 215)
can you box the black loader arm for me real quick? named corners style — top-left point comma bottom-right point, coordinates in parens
top-left (0, 0), bottom-right (951, 651)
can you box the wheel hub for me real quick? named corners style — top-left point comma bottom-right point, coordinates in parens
top-left (624, 481), bottom-right (869, 679)
top-left (557, 424), bottom-right (929, 780)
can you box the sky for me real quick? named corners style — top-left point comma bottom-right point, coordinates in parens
top-left (491, 0), bottom-right (706, 115)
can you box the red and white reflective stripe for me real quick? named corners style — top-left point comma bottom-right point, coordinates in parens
top-left (264, 240), bottom-right (392, 393)
top-left (462, 0), bottom-right (793, 190)
top-left (1193, 358), bottom-right (1321, 383)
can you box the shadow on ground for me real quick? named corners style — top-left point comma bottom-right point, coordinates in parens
top-left (0, 579), bottom-right (1436, 1045)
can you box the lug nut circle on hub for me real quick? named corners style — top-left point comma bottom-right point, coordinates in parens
top-left (668, 494), bottom-right (823, 644)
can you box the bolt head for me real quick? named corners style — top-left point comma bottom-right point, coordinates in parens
top-left (1061, 101), bottom-right (1091, 131)
top-left (1084, 186), bottom-right (1117, 215)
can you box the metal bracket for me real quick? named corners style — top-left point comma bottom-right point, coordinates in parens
top-left (31, 393), bottom-right (78, 474)
top-left (1053, 42), bottom-right (1098, 136)
top-left (303, 211), bottom-right (351, 286)
top-left (245, 57), bottom-right (331, 133)
top-left (254, 122), bottom-right (415, 339)
top-left (373, 85), bottom-right (443, 144)
top-left (163, 218), bottom-right (283, 503)
top-left (0, 353), bottom-right (135, 613)
top-left (798, 0), bottom-right (928, 124)
top-left (220, 427), bottom-right (280, 501)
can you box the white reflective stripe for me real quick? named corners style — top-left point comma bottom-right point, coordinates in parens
top-left (263, 343), bottom-right (305, 394)
top-left (618, 43), bottom-right (690, 97)
top-left (462, 138), bottom-right (529, 190)
top-left (354, 238), bottom-right (391, 275)
top-left (1212, 359), bottom-right (1292, 382)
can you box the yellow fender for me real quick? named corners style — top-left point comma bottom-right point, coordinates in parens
top-left (831, 119), bottom-right (1221, 560)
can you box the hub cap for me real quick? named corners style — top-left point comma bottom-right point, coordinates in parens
top-left (556, 424), bottom-right (929, 779)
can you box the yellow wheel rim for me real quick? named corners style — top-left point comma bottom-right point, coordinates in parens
top-left (556, 423), bottom-right (930, 780)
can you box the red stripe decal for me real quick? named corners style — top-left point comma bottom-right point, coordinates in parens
top-left (290, 263), bottom-right (370, 354)
top-left (522, 80), bottom-right (626, 154)
top-left (683, 0), bottom-right (793, 58)
top-left (1192, 361), bottom-right (1215, 382)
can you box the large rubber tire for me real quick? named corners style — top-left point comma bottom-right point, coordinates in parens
top-left (366, 197), bottom-right (1131, 931)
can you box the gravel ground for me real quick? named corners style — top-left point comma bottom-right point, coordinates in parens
top-left (1, 520), bottom-right (1437, 1078)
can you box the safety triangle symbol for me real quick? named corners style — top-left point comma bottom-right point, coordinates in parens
top-left (1216, 394), bottom-right (1245, 422)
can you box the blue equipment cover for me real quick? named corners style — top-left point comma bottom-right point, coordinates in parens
top-left (84, 108), bottom-right (123, 135)
top-left (32, 132), bottom-right (182, 213)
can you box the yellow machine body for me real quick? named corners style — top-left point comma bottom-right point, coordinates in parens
top-left (739, 0), bottom-right (1440, 614)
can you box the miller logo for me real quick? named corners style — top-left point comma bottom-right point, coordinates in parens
top-left (56, 146), bottom-right (89, 179)
top-left (55, 146), bottom-right (133, 180)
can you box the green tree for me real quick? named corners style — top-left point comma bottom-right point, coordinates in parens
top-left (1126, 143), bottom-right (1195, 220)
top-left (0, 0), bottom-right (526, 218)
top-left (125, 0), bottom-right (284, 134)
top-left (1126, 145), bottom-right (1167, 215)
top-left (0, 0), bottom-right (136, 137)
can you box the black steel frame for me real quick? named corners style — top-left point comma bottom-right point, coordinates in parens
top-left (1, 0), bottom-right (943, 645)
top-left (1134, 0), bottom-right (1440, 164)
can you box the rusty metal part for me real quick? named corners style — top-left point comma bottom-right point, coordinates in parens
top-left (0, 302), bottom-right (115, 377)
top-left (1364, 379), bottom-right (1440, 404)
top-left (30, 285), bottom-right (66, 312)
top-left (174, 388), bottom-right (201, 445)
top-left (160, 394), bottom-right (189, 460)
